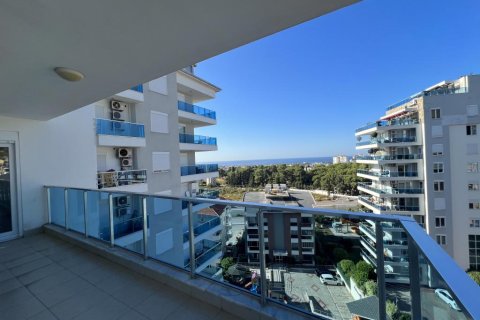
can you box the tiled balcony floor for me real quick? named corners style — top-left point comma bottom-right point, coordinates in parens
top-left (0, 233), bottom-right (240, 320)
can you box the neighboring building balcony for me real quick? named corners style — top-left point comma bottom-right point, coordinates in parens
top-left (357, 169), bottom-right (422, 181)
top-left (355, 153), bottom-right (422, 164)
top-left (358, 196), bottom-right (420, 214)
top-left (176, 70), bottom-right (220, 102)
top-left (45, 185), bottom-right (480, 320)
top-left (96, 118), bottom-right (146, 147)
top-left (113, 84), bottom-right (144, 103)
top-left (355, 118), bottom-right (419, 136)
top-left (196, 189), bottom-right (220, 199)
top-left (356, 136), bottom-right (418, 150)
top-left (177, 101), bottom-right (217, 127)
top-left (183, 215), bottom-right (221, 243)
top-left (180, 164), bottom-right (219, 183)
top-left (97, 169), bottom-right (147, 192)
top-left (357, 183), bottom-right (423, 197)
top-left (179, 133), bottom-right (218, 152)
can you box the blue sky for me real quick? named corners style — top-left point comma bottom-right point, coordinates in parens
top-left (195, 0), bottom-right (480, 163)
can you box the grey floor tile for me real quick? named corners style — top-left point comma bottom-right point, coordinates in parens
top-left (27, 310), bottom-right (58, 320)
top-left (2, 296), bottom-right (46, 319)
top-left (27, 269), bottom-right (76, 294)
top-left (9, 257), bottom-right (53, 277)
top-left (0, 286), bottom-right (35, 311)
top-left (50, 286), bottom-right (110, 319)
top-left (4, 252), bottom-right (44, 269)
top-left (35, 276), bottom-right (96, 307)
top-left (71, 296), bottom-right (129, 320)
top-left (166, 297), bottom-right (221, 320)
top-left (214, 311), bottom-right (244, 320)
top-left (117, 309), bottom-right (150, 320)
top-left (0, 277), bottom-right (23, 295)
top-left (0, 269), bottom-right (14, 282)
top-left (134, 290), bottom-right (186, 320)
top-left (18, 262), bottom-right (64, 285)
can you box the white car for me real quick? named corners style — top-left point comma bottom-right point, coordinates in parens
top-left (319, 274), bottom-right (342, 286)
top-left (435, 289), bottom-right (461, 311)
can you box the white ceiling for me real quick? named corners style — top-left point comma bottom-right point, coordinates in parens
top-left (0, 0), bottom-right (357, 120)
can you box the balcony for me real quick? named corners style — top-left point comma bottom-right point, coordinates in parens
top-left (356, 136), bottom-right (418, 149)
top-left (358, 183), bottom-right (423, 196)
top-left (357, 169), bottom-right (420, 180)
top-left (96, 119), bottom-right (146, 147)
top-left (177, 101), bottom-right (217, 127)
top-left (97, 169), bottom-right (147, 192)
top-left (176, 70), bottom-right (220, 102)
top-left (355, 118), bottom-right (419, 135)
top-left (45, 185), bottom-right (480, 320)
top-left (112, 84), bottom-right (144, 103)
top-left (183, 215), bottom-right (221, 242)
top-left (386, 87), bottom-right (468, 111)
top-left (180, 164), bottom-right (219, 183)
top-left (179, 133), bottom-right (218, 152)
top-left (358, 196), bottom-right (420, 214)
top-left (355, 154), bottom-right (423, 163)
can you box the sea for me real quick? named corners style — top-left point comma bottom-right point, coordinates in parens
top-left (209, 156), bottom-right (352, 167)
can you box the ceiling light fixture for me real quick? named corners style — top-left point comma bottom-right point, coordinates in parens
top-left (54, 67), bottom-right (85, 82)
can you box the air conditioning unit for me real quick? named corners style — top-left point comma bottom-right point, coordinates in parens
top-left (110, 100), bottom-right (127, 111)
top-left (121, 158), bottom-right (133, 167)
top-left (115, 207), bottom-right (132, 217)
top-left (111, 110), bottom-right (126, 121)
top-left (115, 196), bottom-right (130, 206)
top-left (112, 121), bottom-right (125, 131)
top-left (117, 148), bottom-right (132, 158)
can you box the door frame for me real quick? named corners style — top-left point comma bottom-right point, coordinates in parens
top-left (0, 131), bottom-right (22, 242)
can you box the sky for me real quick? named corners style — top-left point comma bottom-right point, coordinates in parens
top-left (194, 0), bottom-right (480, 163)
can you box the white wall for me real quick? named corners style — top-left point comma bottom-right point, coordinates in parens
top-left (0, 105), bottom-right (97, 231)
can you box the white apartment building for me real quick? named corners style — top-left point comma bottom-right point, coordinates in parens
top-left (333, 155), bottom-right (348, 164)
top-left (355, 74), bottom-right (480, 272)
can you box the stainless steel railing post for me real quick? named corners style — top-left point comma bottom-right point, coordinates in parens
top-left (64, 189), bottom-right (69, 231)
top-left (109, 194), bottom-right (114, 247)
top-left (83, 191), bottom-right (88, 238)
top-left (258, 210), bottom-right (267, 306)
top-left (375, 221), bottom-right (386, 320)
top-left (188, 201), bottom-right (196, 278)
top-left (142, 196), bottom-right (148, 260)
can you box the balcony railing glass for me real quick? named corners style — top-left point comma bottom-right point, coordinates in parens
top-left (358, 183), bottom-right (424, 195)
top-left (357, 169), bottom-right (418, 178)
top-left (356, 154), bottom-right (423, 161)
top-left (181, 164), bottom-right (218, 176)
top-left (46, 186), bottom-right (480, 320)
top-left (179, 133), bottom-right (217, 145)
top-left (97, 169), bottom-right (147, 189)
top-left (386, 87), bottom-right (467, 111)
top-left (359, 196), bottom-right (420, 212)
top-left (183, 216), bottom-right (221, 242)
top-left (130, 84), bottom-right (144, 93)
top-left (356, 119), bottom-right (419, 133)
top-left (96, 119), bottom-right (145, 138)
top-left (356, 136), bottom-right (417, 146)
top-left (177, 101), bottom-right (216, 120)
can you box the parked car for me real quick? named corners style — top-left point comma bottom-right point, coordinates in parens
top-left (435, 289), bottom-right (460, 311)
top-left (319, 274), bottom-right (342, 286)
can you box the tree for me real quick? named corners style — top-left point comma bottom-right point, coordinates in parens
top-left (355, 261), bottom-right (374, 278)
top-left (468, 271), bottom-right (480, 285)
top-left (220, 257), bottom-right (235, 275)
top-left (339, 259), bottom-right (355, 275)
top-left (364, 280), bottom-right (377, 296)
top-left (386, 300), bottom-right (398, 319)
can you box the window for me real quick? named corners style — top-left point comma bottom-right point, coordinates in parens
top-left (467, 105), bottom-right (479, 117)
top-left (152, 152), bottom-right (170, 172)
top-left (431, 108), bottom-right (441, 119)
top-left (470, 219), bottom-right (480, 228)
top-left (433, 163), bottom-right (444, 173)
top-left (433, 181), bottom-right (444, 192)
top-left (468, 183), bottom-right (479, 191)
top-left (435, 217), bottom-right (445, 227)
top-left (436, 234), bottom-right (446, 246)
top-left (467, 162), bottom-right (479, 173)
top-left (467, 125), bottom-right (477, 136)
top-left (150, 111), bottom-right (169, 133)
top-left (432, 144), bottom-right (444, 156)
top-left (469, 235), bottom-right (480, 270)
top-left (469, 202), bottom-right (480, 209)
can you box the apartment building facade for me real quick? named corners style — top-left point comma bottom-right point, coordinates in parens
top-left (355, 74), bottom-right (480, 272)
top-left (244, 189), bottom-right (315, 266)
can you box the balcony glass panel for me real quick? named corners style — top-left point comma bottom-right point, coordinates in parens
top-left (50, 187), bottom-right (65, 227)
top-left (358, 183), bottom-right (424, 195)
top-left (45, 186), bottom-right (480, 320)
top-left (180, 164), bottom-right (218, 176)
top-left (130, 84), bottom-right (143, 93)
top-left (66, 189), bottom-right (85, 234)
top-left (96, 119), bottom-right (145, 138)
top-left (356, 119), bottom-right (419, 133)
top-left (97, 169), bottom-right (147, 189)
top-left (177, 101), bottom-right (216, 120)
top-left (357, 169), bottom-right (418, 178)
top-left (356, 154), bottom-right (423, 161)
top-left (179, 133), bottom-right (217, 145)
